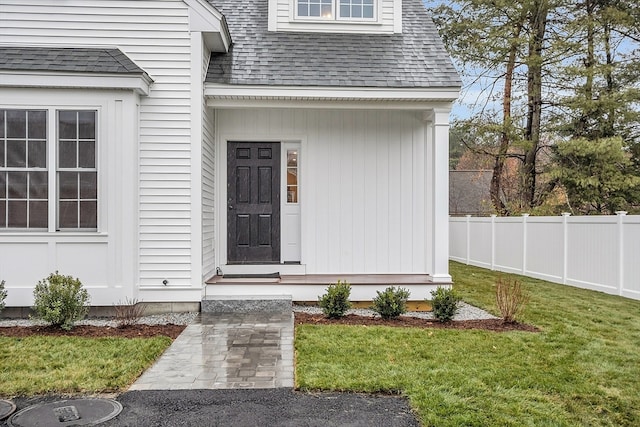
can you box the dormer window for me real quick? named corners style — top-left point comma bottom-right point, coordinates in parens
top-left (296, 0), bottom-right (375, 20)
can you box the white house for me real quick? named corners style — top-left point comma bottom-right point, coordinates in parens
top-left (0, 0), bottom-right (460, 310)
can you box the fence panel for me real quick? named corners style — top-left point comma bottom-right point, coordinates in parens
top-left (449, 213), bottom-right (640, 301)
top-left (449, 218), bottom-right (468, 261)
top-left (622, 217), bottom-right (640, 299)
top-left (566, 217), bottom-right (618, 293)
top-left (526, 217), bottom-right (563, 282)
top-left (494, 218), bottom-right (524, 274)
top-left (469, 218), bottom-right (493, 269)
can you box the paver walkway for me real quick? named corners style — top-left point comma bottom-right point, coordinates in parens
top-left (130, 312), bottom-right (294, 390)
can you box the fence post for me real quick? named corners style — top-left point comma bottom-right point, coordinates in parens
top-left (561, 212), bottom-right (571, 284)
top-left (616, 211), bottom-right (627, 296)
top-left (522, 213), bottom-right (529, 275)
top-left (490, 214), bottom-right (496, 271)
top-left (465, 215), bottom-right (471, 265)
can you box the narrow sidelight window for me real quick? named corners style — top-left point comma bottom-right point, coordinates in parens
top-left (286, 149), bottom-right (299, 203)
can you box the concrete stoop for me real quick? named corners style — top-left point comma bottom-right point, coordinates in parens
top-left (201, 295), bottom-right (292, 314)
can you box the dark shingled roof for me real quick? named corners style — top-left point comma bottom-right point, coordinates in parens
top-left (206, 0), bottom-right (461, 88)
top-left (0, 47), bottom-right (147, 75)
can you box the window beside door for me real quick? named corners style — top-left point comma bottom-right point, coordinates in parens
top-left (286, 149), bottom-right (298, 204)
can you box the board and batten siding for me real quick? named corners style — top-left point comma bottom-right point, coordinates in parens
top-left (268, 0), bottom-right (401, 33)
top-left (216, 109), bottom-right (427, 274)
top-left (1, 0), bottom-right (199, 297)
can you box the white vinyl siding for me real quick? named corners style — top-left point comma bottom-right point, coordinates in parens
top-left (269, 0), bottom-right (400, 33)
top-left (202, 44), bottom-right (216, 281)
top-left (216, 108), bottom-right (427, 274)
top-left (0, 88), bottom-right (139, 306)
top-left (0, 0), bottom-right (196, 289)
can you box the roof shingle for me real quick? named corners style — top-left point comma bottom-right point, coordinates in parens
top-left (206, 0), bottom-right (461, 88)
top-left (0, 47), bottom-right (147, 75)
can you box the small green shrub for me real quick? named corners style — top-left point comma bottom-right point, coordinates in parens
top-left (318, 280), bottom-right (352, 318)
top-left (32, 272), bottom-right (90, 330)
top-left (0, 280), bottom-right (7, 313)
top-left (371, 286), bottom-right (411, 319)
top-left (430, 286), bottom-right (461, 322)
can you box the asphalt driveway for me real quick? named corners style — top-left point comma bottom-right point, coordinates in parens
top-left (6, 389), bottom-right (420, 427)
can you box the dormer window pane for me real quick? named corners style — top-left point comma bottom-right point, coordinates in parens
top-left (339, 0), bottom-right (374, 19)
top-left (298, 0), bottom-right (333, 18)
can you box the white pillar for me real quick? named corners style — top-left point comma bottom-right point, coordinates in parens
top-left (561, 212), bottom-right (571, 284)
top-left (425, 108), bottom-right (453, 283)
top-left (522, 213), bottom-right (529, 275)
top-left (465, 215), bottom-right (471, 265)
top-left (490, 214), bottom-right (496, 270)
top-left (616, 211), bottom-right (627, 296)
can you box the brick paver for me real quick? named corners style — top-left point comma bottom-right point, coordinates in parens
top-left (130, 312), bottom-right (294, 390)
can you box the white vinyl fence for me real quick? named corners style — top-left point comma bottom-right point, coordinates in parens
top-left (450, 213), bottom-right (640, 300)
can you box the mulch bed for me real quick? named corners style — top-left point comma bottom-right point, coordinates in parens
top-left (0, 324), bottom-right (186, 339)
top-left (0, 314), bottom-right (539, 339)
top-left (294, 312), bottom-right (540, 332)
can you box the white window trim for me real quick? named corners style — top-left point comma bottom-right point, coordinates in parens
top-left (293, 0), bottom-right (378, 22)
top-left (0, 105), bottom-right (102, 233)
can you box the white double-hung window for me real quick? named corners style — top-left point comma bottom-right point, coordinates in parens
top-left (0, 108), bottom-right (97, 231)
top-left (296, 0), bottom-right (375, 20)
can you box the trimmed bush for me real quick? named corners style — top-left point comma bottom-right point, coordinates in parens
top-left (0, 280), bottom-right (6, 314)
top-left (372, 286), bottom-right (411, 319)
top-left (495, 276), bottom-right (529, 323)
top-left (430, 286), bottom-right (461, 322)
top-left (33, 272), bottom-right (90, 330)
top-left (318, 280), bottom-right (352, 318)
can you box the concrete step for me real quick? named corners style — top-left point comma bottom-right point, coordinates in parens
top-left (201, 295), bottom-right (292, 314)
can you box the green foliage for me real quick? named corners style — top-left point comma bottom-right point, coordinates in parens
top-left (296, 261), bottom-right (640, 425)
top-left (552, 137), bottom-right (640, 214)
top-left (0, 280), bottom-right (6, 314)
top-left (371, 286), bottom-right (410, 319)
top-left (430, 286), bottom-right (461, 322)
top-left (32, 272), bottom-right (90, 330)
top-left (0, 335), bottom-right (171, 396)
top-left (318, 280), bottom-right (352, 319)
top-left (429, 0), bottom-right (640, 214)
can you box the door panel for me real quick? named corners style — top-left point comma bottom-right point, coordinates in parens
top-left (227, 142), bottom-right (280, 263)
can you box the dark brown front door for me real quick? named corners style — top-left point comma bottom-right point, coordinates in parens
top-left (227, 142), bottom-right (280, 263)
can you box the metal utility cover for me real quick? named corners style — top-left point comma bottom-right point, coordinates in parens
top-left (0, 400), bottom-right (16, 421)
top-left (8, 398), bottom-right (122, 426)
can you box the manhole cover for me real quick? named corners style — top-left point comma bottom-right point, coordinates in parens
top-left (8, 398), bottom-right (122, 426)
top-left (0, 400), bottom-right (16, 421)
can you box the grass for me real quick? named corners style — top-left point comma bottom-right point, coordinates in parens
top-left (0, 336), bottom-right (172, 397)
top-left (295, 261), bottom-right (640, 426)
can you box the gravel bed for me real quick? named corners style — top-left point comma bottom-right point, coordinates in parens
top-left (0, 312), bottom-right (199, 328)
top-left (0, 303), bottom-right (496, 327)
top-left (293, 302), bottom-right (497, 321)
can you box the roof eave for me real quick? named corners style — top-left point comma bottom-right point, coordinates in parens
top-left (0, 70), bottom-right (154, 96)
top-left (205, 84), bottom-right (460, 109)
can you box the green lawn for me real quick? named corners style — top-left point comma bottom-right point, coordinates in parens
top-left (295, 261), bottom-right (640, 426)
top-left (0, 336), bottom-right (172, 396)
